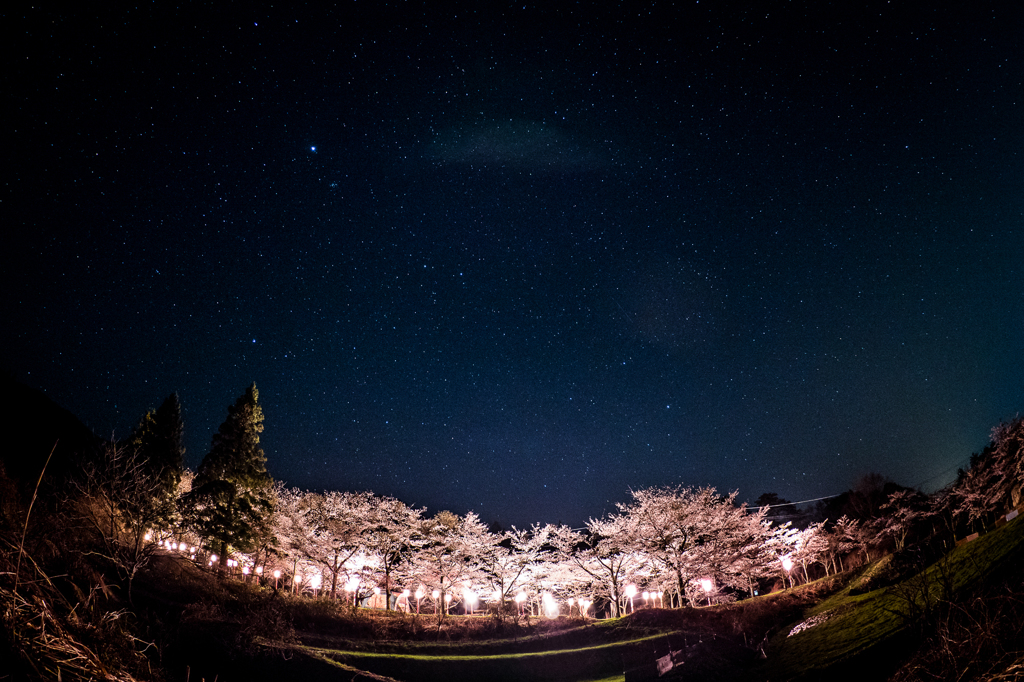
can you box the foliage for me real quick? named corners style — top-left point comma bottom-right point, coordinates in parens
top-left (127, 392), bottom-right (185, 528)
top-left (623, 486), bottom-right (773, 605)
top-left (1, 519), bottom-right (157, 682)
top-left (362, 494), bottom-right (424, 608)
top-left (549, 514), bottom-right (644, 617)
top-left (181, 383), bottom-right (275, 572)
top-left (477, 524), bottom-right (550, 615)
top-left (409, 510), bottom-right (490, 619)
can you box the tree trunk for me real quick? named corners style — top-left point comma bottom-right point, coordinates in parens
top-left (329, 554), bottom-right (340, 600)
top-left (218, 540), bottom-right (228, 576)
top-left (675, 567), bottom-right (687, 610)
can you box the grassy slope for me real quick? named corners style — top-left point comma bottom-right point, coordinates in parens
top-left (757, 513), bottom-right (1024, 680)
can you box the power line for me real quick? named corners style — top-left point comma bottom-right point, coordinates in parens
top-left (911, 459), bottom-right (968, 492)
top-left (749, 493), bottom-right (843, 511)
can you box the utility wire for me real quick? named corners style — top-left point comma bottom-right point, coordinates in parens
top-left (750, 493), bottom-right (843, 510)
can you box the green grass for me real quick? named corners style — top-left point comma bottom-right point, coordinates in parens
top-left (302, 632), bottom-right (669, 682)
top-left (756, 513), bottom-right (1024, 680)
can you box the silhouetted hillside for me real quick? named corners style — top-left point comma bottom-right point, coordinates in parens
top-left (0, 371), bottom-right (101, 502)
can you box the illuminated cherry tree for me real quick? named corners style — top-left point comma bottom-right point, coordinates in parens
top-left (303, 490), bottom-right (372, 600)
top-left (408, 510), bottom-right (490, 616)
top-left (621, 485), bottom-right (773, 606)
top-left (360, 494), bottom-right (424, 609)
top-left (477, 524), bottom-right (550, 612)
top-left (549, 514), bottom-right (645, 618)
top-left (271, 485), bottom-right (314, 590)
top-left (878, 489), bottom-right (929, 553)
top-left (822, 515), bottom-right (861, 573)
top-left (788, 521), bottom-right (828, 583)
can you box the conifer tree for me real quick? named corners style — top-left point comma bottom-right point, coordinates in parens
top-left (129, 392), bottom-right (184, 526)
top-left (182, 383), bottom-right (275, 573)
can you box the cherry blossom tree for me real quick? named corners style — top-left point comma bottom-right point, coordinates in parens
top-left (477, 524), bottom-right (550, 613)
top-left (302, 490), bottom-right (372, 599)
top-left (409, 510), bottom-right (490, 617)
top-left (530, 542), bottom-right (599, 615)
top-left (878, 489), bottom-right (929, 553)
top-left (360, 495), bottom-right (423, 609)
top-left (990, 416), bottom-right (1024, 508)
top-left (271, 485), bottom-right (314, 592)
top-left (953, 454), bottom-right (1001, 531)
top-left (549, 515), bottom-right (644, 618)
top-left (763, 521), bottom-right (801, 589)
top-left (822, 515), bottom-right (861, 573)
top-left (729, 514), bottom-right (785, 596)
top-left (621, 486), bottom-right (771, 605)
top-left (789, 521), bottom-right (828, 583)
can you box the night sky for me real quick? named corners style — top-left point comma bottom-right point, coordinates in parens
top-left (4, 1), bottom-right (1022, 528)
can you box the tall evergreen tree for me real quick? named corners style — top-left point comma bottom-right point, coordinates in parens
top-left (182, 383), bottom-right (275, 573)
top-left (129, 392), bottom-right (184, 526)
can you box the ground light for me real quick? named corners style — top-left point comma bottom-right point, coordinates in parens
top-left (345, 577), bottom-right (360, 606)
top-left (542, 592), bottom-right (559, 619)
top-left (700, 578), bottom-right (714, 606)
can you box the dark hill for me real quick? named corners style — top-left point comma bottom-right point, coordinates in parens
top-left (0, 371), bottom-right (101, 502)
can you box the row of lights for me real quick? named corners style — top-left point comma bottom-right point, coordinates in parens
top-left (148, 533), bottom-right (797, 608)
top-left (146, 529), bottom-right (590, 616)
top-left (623, 584), bottom-right (668, 611)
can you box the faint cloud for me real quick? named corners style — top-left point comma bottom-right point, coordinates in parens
top-left (428, 118), bottom-right (604, 171)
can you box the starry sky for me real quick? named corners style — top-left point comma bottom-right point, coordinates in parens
top-left (3, 1), bottom-right (1022, 528)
